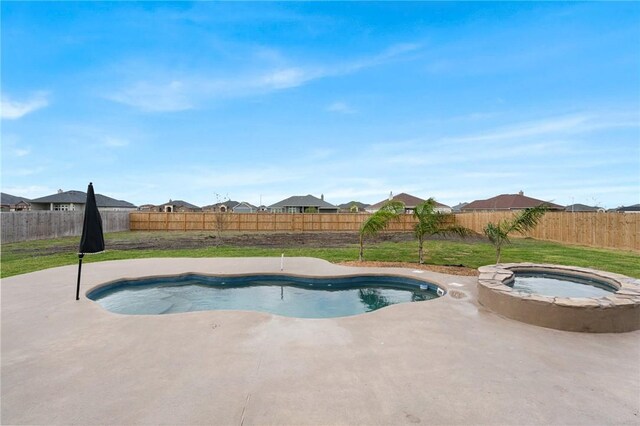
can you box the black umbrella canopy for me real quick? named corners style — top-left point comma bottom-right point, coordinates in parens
top-left (79, 182), bottom-right (105, 254)
top-left (76, 183), bottom-right (105, 300)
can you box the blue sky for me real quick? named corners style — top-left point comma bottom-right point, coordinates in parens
top-left (2, 2), bottom-right (639, 209)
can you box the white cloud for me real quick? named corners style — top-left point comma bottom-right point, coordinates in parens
top-left (307, 148), bottom-right (336, 160)
top-left (327, 101), bottom-right (356, 114)
top-left (2, 167), bottom-right (45, 177)
top-left (106, 80), bottom-right (193, 112)
top-left (461, 171), bottom-right (521, 179)
top-left (105, 42), bottom-right (422, 112)
top-left (1, 92), bottom-right (49, 120)
top-left (1, 134), bottom-right (32, 158)
top-left (381, 43), bottom-right (422, 58)
top-left (190, 167), bottom-right (301, 188)
top-left (446, 114), bottom-right (591, 143)
top-left (1, 185), bottom-right (52, 199)
top-left (57, 123), bottom-right (143, 151)
top-left (258, 67), bottom-right (313, 89)
top-left (13, 148), bottom-right (31, 157)
top-left (104, 137), bottom-right (129, 148)
top-left (344, 43), bottom-right (422, 73)
top-left (444, 112), bottom-right (639, 145)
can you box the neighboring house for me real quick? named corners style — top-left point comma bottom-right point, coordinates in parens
top-left (451, 202), bottom-right (469, 213)
top-left (232, 202), bottom-right (258, 213)
top-left (366, 192), bottom-right (452, 214)
top-left (268, 194), bottom-right (339, 213)
top-left (461, 191), bottom-right (564, 212)
top-left (610, 204), bottom-right (640, 213)
top-left (158, 200), bottom-right (201, 212)
top-left (30, 189), bottom-right (137, 212)
top-left (138, 204), bottom-right (157, 211)
top-left (338, 201), bottom-right (370, 213)
top-left (202, 200), bottom-right (240, 213)
top-left (1, 193), bottom-right (31, 211)
top-left (565, 204), bottom-right (605, 213)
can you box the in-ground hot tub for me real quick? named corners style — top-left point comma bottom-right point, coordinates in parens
top-left (477, 263), bottom-right (640, 333)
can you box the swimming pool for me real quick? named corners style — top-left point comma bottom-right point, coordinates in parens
top-left (88, 274), bottom-right (443, 318)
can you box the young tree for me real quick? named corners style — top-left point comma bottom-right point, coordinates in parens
top-left (413, 199), bottom-right (472, 264)
top-left (213, 192), bottom-right (230, 238)
top-left (483, 205), bottom-right (548, 263)
top-left (358, 201), bottom-right (404, 261)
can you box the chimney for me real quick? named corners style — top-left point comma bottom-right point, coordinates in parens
top-left (518, 190), bottom-right (524, 196)
top-left (321, 194), bottom-right (324, 201)
top-left (389, 191), bottom-right (393, 201)
top-left (57, 189), bottom-right (63, 194)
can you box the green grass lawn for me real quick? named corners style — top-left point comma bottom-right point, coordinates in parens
top-left (1, 232), bottom-right (639, 278)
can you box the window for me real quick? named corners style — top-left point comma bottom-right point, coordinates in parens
top-left (54, 204), bottom-right (71, 211)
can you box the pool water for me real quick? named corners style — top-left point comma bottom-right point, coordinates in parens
top-left (88, 274), bottom-right (440, 318)
top-left (510, 272), bottom-right (616, 298)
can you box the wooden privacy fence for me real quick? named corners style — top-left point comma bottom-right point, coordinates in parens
top-left (129, 212), bottom-right (438, 233)
top-left (129, 211), bottom-right (639, 251)
top-left (454, 211), bottom-right (639, 252)
top-left (1, 211), bottom-right (130, 243)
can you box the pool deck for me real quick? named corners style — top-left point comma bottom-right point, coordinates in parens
top-left (2, 257), bottom-right (639, 425)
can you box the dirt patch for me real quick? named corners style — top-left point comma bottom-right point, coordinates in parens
top-left (207, 232), bottom-right (415, 248)
top-left (7, 232), bottom-right (415, 256)
top-left (338, 261), bottom-right (478, 276)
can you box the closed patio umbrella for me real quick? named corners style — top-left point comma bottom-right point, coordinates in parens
top-left (75, 182), bottom-right (105, 300)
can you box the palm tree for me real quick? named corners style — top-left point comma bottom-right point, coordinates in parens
top-left (413, 199), bottom-right (472, 264)
top-left (483, 205), bottom-right (548, 263)
top-left (358, 201), bottom-right (404, 261)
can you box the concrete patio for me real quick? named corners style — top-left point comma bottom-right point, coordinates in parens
top-left (2, 257), bottom-right (639, 425)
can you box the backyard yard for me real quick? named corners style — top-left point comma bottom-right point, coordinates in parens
top-left (3, 230), bottom-right (639, 425)
top-left (2, 230), bottom-right (639, 278)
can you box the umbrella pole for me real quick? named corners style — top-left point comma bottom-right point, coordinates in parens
top-left (75, 253), bottom-right (84, 300)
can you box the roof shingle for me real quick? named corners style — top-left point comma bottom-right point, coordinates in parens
top-left (462, 193), bottom-right (563, 211)
top-left (268, 195), bottom-right (337, 209)
top-left (30, 190), bottom-right (136, 208)
top-left (1, 193), bottom-right (31, 205)
top-left (368, 193), bottom-right (450, 210)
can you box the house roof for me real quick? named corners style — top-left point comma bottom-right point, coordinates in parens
top-left (216, 200), bottom-right (240, 208)
top-left (564, 204), bottom-right (601, 212)
top-left (233, 201), bottom-right (257, 210)
top-left (30, 190), bottom-right (136, 208)
top-left (201, 200), bottom-right (240, 210)
top-left (268, 195), bottom-right (338, 209)
top-left (368, 193), bottom-right (450, 210)
top-left (160, 200), bottom-right (200, 209)
top-left (337, 201), bottom-right (370, 209)
top-left (1, 192), bottom-right (31, 205)
top-left (462, 193), bottom-right (563, 211)
top-left (613, 204), bottom-right (640, 212)
top-left (451, 202), bottom-right (469, 212)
